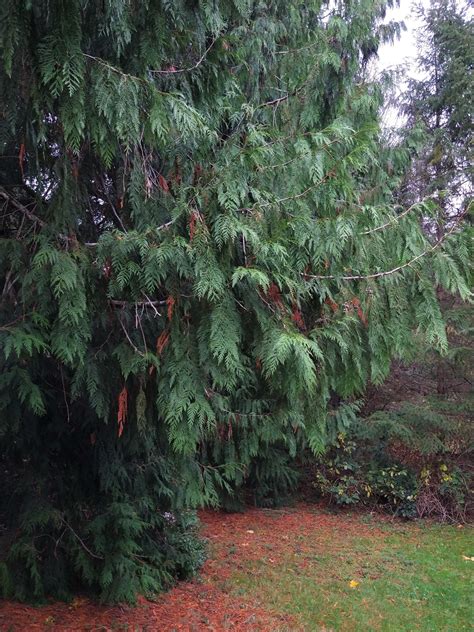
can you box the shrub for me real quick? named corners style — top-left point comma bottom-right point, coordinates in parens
top-left (311, 398), bottom-right (472, 522)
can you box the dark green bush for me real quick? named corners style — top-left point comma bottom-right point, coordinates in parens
top-left (0, 424), bottom-right (206, 604)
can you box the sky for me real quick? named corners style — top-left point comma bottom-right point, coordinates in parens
top-left (378, 0), bottom-right (472, 74)
top-left (378, 1), bottom-right (426, 76)
top-left (375, 1), bottom-right (429, 127)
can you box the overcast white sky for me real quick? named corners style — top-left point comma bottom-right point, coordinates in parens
top-left (378, 0), bottom-right (472, 74)
top-left (373, 2), bottom-right (427, 126)
top-left (378, 1), bottom-right (425, 76)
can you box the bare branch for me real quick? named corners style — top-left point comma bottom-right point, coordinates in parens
top-left (118, 316), bottom-right (145, 356)
top-left (99, 174), bottom-right (127, 233)
top-left (0, 188), bottom-right (46, 227)
top-left (109, 298), bottom-right (167, 308)
top-left (156, 218), bottom-right (175, 231)
top-left (303, 214), bottom-right (466, 282)
top-left (143, 294), bottom-right (162, 317)
top-left (82, 219), bottom-right (175, 248)
top-left (258, 86), bottom-right (304, 108)
top-left (148, 38), bottom-right (218, 75)
top-left (259, 93), bottom-right (291, 107)
top-left (60, 518), bottom-right (104, 560)
top-left (359, 195), bottom-right (436, 236)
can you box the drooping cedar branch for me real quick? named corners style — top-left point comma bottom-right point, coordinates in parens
top-left (303, 210), bottom-right (468, 281)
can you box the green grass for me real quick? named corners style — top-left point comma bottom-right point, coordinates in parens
top-left (228, 520), bottom-right (473, 631)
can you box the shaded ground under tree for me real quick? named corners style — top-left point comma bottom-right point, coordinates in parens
top-left (1, 505), bottom-right (471, 631)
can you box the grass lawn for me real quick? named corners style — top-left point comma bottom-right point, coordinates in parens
top-left (1, 505), bottom-right (472, 630)
top-left (205, 507), bottom-right (473, 632)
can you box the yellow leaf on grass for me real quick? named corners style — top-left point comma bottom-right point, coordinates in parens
top-left (349, 580), bottom-right (359, 589)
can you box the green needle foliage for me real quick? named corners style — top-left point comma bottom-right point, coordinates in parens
top-left (0, 0), bottom-right (471, 602)
top-left (402, 0), bottom-right (473, 219)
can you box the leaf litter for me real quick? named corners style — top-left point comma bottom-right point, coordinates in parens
top-left (0, 505), bottom-right (395, 631)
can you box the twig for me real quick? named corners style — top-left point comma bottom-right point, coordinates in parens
top-left (99, 174), bottom-right (127, 233)
top-left (143, 294), bottom-right (162, 317)
top-left (148, 38), bottom-right (218, 75)
top-left (255, 173), bottom-right (331, 209)
top-left (233, 297), bottom-right (249, 312)
top-left (259, 93), bottom-right (292, 107)
top-left (81, 219), bottom-right (175, 248)
top-left (0, 188), bottom-right (46, 227)
top-left (1, 187), bottom-right (99, 248)
top-left (118, 317), bottom-right (145, 356)
top-left (110, 298), bottom-right (166, 308)
top-left (258, 83), bottom-right (307, 109)
top-left (0, 314), bottom-right (28, 330)
top-left (302, 214), bottom-right (465, 281)
top-left (156, 218), bottom-right (175, 231)
top-left (2, 268), bottom-right (14, 297)
top-left (60, 365), bottom-right (71, 423)
top-left (359, 196), bottom-right (436, 236)
top-left (61, 518), bottom-right (104, 560)
top-left (136, 303), bottom-right (148, 354)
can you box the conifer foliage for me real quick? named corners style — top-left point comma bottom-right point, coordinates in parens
top-left (402, 0), bottom-right (473, 231)
top-left (0, 0), bottom-right (470, 602)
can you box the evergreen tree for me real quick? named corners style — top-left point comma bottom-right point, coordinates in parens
top-left (0, 0), bottom-right (470, 602)
top-left (399, 0), bottom-right (473, 396)
top-left (402, 0), bottom-right (473, 227)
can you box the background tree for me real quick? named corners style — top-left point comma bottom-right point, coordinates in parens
top-left (399, 0), bottom-right (473, 396)
top-left (0, 0), bottom-right (470, 602)
top-left (402, 0), bottom-right (473, 230)
top-left (319, 0), bottom-right (474, 524)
